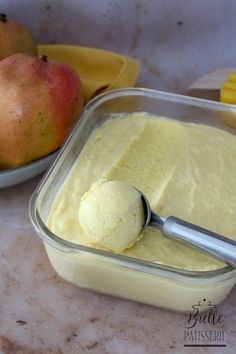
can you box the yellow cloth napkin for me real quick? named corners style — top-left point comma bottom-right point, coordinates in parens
top-left (38, 45), bottom-right (140, 103)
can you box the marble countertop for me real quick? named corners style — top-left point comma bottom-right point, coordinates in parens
top-left (1, 0), bottom-right (236, 352)
top-left (0, 176), bottom-right (236, 354)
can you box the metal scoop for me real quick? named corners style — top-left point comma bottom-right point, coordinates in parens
top-left (140, 192), bottom-right (236, 268)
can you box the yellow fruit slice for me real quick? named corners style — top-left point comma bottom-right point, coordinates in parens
top-left (222, 82), bottom-right (236, 90)
top-left (220, 89), bottom-right (236, 104)
top-left (220, 73), bottom-right (236, 103)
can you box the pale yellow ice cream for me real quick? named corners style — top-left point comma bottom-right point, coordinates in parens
top-left (47, 113), bottom-right (236, 271)
top-left (78, 179), bottom-right (144, 252)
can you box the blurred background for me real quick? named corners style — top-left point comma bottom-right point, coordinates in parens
top-left (1, 0), bottom-right (236, 92)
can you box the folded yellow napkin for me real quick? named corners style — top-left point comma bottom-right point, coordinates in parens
top-left (38, 45), bottom-right (140, 103)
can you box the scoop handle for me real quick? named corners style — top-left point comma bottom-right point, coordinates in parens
top-left (161, 216), bottom-right (236, 268)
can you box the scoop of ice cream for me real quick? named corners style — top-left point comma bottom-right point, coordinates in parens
top-left (78, 179), bottom-right (144, 252)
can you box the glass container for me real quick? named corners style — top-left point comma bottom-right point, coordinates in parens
top-left (29, 88), bottom-right (236, 312)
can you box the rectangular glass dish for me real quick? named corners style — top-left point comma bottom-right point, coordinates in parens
top-left (29, 88), bottom-right (236, 313)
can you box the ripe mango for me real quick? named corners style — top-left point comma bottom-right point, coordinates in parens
top-left (0, 13), bottom-right (37, 60)
top-left (0, 53), bottom-right (84, 169)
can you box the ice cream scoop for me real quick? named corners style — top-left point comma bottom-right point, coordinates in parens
top-left (78, 179), bottom-right (144, 252)
top-left (79, 179), bottom-right (236, 266)
top-left (140, 191), bottom-right (236, 268)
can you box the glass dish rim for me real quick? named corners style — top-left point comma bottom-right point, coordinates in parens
top-left (29, 88), bottom-right (236, 283)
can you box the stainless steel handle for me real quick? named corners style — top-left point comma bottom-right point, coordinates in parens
top-left (161, 216), bottom-right (236, 267)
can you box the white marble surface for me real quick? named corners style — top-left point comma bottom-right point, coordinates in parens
top-left (0, 177), bottom-right (236, 353)
top-left (1, 0), bottom-right (236, 352)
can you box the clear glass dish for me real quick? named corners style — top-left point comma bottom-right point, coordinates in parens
top-left (29, 88), bottom-right (236, 313)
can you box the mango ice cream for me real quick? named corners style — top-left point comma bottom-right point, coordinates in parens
top-left (47, 113), bottom-right (236, 272)
top-left (78, 179), bottom-right (144, 252)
